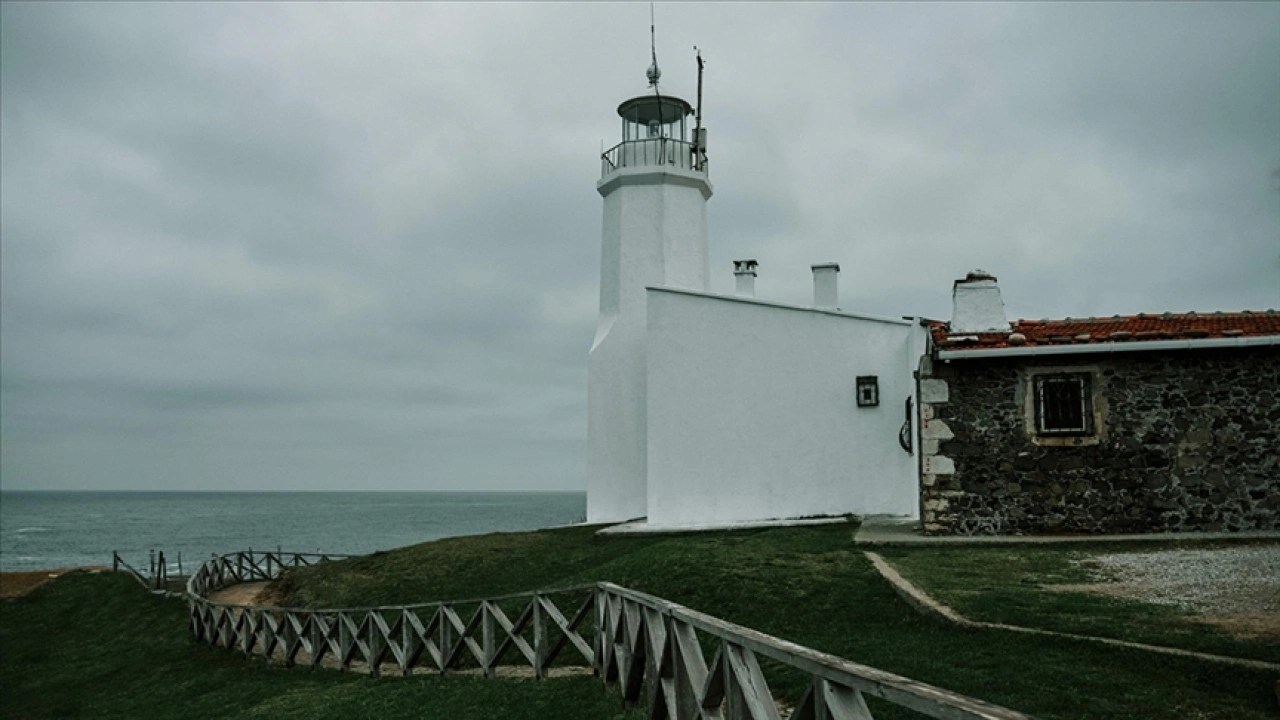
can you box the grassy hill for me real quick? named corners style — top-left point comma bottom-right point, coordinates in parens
top-left (276, 523), bottom-right (1278, 720)
top-left (0, 571), bottom-right (630, 720)
top-left (2, 522), bottom-right (1276, 719)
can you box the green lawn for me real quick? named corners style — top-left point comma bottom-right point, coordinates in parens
top-left (0, 572), bottom-right (632, 720)
top-left (276, 523), bottom-right (1280, 720)
top-left (875, 542), bottom-right (1280, 665)
top-left (3, 525), bottom-right (1277, 720)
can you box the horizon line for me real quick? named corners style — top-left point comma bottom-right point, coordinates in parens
top-left (0, 488), bottom-right (586, 494)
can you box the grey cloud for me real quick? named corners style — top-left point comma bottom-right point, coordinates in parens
top-left (2, 3), bottom-right (1277, 491)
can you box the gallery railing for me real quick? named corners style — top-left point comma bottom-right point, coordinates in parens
top-left (601, 138), bottom-right (707, 177)
top-left (186, 550), bottom-right (1033, 719)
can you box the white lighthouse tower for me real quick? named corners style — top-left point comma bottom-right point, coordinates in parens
top-left (586, 52), bottom-right (713, 523)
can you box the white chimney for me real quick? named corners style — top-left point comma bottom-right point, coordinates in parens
top-left (733, 259), bottom-right (758, 297)
top-left (811, 263), bottom-right (840, 309)
top-left (950, 269), bottom-right (1011, 333)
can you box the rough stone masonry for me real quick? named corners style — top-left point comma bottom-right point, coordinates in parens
top-left (918, 347), bottom-right (1280, 535)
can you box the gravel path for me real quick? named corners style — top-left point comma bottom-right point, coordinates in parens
top-left (1082, 545), bottom-right (1280, 616)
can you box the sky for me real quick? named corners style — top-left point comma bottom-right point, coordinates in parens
top-left (2, 3), bottom-right (1277, 492)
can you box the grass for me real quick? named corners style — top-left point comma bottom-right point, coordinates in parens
top-left (0, 571), bottom-right (633, 720)
top-left (876, 542), bottom-right (1280, 665)
top-left (274, 523), bottom-right (1280, 720)
top-left (3, 526), bottom-right (1277, 719)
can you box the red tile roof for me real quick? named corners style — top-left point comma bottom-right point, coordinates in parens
top-left (930, 311), bottom-right (1280, 351)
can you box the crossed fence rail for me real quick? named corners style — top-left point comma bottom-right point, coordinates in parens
top-left (185, 550), bottom-right (1033, 720)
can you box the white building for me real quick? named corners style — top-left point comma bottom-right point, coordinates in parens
top-left (587, 62), bottom-right (928, 527)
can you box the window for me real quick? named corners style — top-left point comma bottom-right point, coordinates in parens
top-left (1034, 373), bottom-right (1093, 435)
top-left (856, 376), bottom-right (879, 407)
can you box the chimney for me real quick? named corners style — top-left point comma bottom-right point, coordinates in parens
top-left (811, 263), bottom-right (840, 309)
top-left (733, 259), bottom-right (758, 297)
top-left (950, 269), bottom-right (1011, 333)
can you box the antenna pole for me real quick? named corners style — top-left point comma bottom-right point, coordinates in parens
top-left (650, 2), bottom-right (657, 71)
top-left (694, 47), bottom-right (704, 167)
top-left (649, 1), bottom-right (665, 139)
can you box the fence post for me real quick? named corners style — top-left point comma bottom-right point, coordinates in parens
top-left (439, 605), bottom-right (451, 675)
top-left (482, 602), bottom-right (494, 678)
top-left (593, 586), bottom-right (605, 678)
top-left (311, 613), bottom-right (323, 669)
top-left (112, 551), bottom-right (119, 572)
top-left (533, 592), bottom-right (545, 680)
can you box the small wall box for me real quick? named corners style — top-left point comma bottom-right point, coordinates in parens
top-left (856, 376), bottom-right (879, 407)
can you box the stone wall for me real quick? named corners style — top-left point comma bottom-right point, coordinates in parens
top-left (918, 347), bottom-right (1280, 534)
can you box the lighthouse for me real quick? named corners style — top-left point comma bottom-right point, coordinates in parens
top-left (586, 52), bottom-right (713, 523)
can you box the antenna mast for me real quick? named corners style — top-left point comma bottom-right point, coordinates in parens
top-left (648, 2), bottom-right (665, 135)
top-left (694, 47), bottom-right (705, 167)
top-left (646, 2), bottom-right (661, 89)
top-left (650, 2), bottom-right (658, 82)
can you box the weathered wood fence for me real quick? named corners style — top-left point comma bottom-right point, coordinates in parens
top-left (114, 549), bottom-right (191, 593)
top-left (187, 550), bottom-right (1034, 720)
top-left (112, 550), bottom-right (169, 591)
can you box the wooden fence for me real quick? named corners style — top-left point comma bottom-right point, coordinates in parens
top-left (186, 550), bottom-right (1034, 720)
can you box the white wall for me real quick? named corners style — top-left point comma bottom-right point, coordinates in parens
top-left (587, 167), bottom-right (711, 523)
top-left (644, 289), bottom-right (924, 526)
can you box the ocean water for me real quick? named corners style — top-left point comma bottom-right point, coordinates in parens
top-left (0, 491), bottom-right (585, 573)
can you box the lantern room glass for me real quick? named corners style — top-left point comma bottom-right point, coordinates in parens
top-left (622, 114), bottom-right (686, 142)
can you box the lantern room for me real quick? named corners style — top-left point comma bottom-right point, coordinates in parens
top-left (602, 92), bottom-right (707, 177)
top-left (617, 94), bottom-right (693, 142)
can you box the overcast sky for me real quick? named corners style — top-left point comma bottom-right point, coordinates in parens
top-left (2, 3), bottom-right (1277, 492)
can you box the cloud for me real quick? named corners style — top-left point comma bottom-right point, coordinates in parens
top-left (2, 2), bottom-right (1277, 491)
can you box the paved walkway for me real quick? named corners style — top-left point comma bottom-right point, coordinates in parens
top-left (597, 516), bottom-right (848, 536)
top-left (855, 515), bottom-right (1280, 546)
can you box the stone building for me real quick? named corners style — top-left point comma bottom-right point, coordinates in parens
top-left (918, 272), bottom-right (1280, 535)
top-left (585, 57), bottom-right (1277, 535)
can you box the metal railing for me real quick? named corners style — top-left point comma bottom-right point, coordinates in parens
top-left (602, 138), bottom-right (708, 177)
top-left (184, 549), bottom-right (1033, 719)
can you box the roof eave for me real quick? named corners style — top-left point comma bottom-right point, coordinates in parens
top-left (936, 334), bottom-right (1280, 360)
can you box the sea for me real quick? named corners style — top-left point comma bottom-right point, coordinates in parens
top-left (0, 491), bottom-right (586, 573)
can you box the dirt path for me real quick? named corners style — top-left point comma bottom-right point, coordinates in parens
top-left (208, 581), bottom-right (273, 606)
top-left (0, 567), bottom-right (111, 599)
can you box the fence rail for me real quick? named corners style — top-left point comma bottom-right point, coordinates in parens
top-left (184, 550), bottom-right (1033, 719)
top-left (114, 549), bottom-right (196, 592)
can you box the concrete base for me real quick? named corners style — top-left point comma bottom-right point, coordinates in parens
top-left (854, 514), bottom-right (1280, 546)
top-left (598, 516), bottom-right (851, 537)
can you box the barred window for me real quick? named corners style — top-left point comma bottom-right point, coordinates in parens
top-left (1034, 373), bottom-right (1093, 435)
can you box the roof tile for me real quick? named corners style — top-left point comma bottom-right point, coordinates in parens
top-left (930, 311), bottom-right (1280, 351)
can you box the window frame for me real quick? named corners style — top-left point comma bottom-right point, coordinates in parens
top-left (855, 375), bottom-right (879, 408)
top-left (1033, 372), bottom-right (1094, 437)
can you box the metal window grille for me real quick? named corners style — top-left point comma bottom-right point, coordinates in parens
top-left (1035, 373), bottom-right (1093, 435)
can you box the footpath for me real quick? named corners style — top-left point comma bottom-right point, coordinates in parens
top-left (855, 515), bottom-right (1280, 675)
